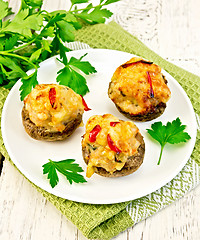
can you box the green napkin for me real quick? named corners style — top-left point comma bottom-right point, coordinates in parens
top-left (0, 21), bottom-right (200, 240)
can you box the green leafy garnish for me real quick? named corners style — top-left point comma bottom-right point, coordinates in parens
top-left (0, 0), bottom-right (120, 99)
top-left (19, 70), bottom-right (38, 100)
top-left (147, 118), bottom-right (191, 165)
top-left (56, 53), bottom-right (97, 95)
top-left (1, 9), bottom-right (43, 37)
top-left (0, 0), bottom-right (13, 21)
top-left (42, 159), bottom-right (87, 188)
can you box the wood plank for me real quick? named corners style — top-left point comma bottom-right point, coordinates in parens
top-left (0, 161), bottom-right (78, 240)
top-left (128, 185), bottom-right (200, 240)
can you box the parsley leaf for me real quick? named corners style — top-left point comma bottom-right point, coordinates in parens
top-left (103, 0), bottom-right (120, 5)
top-left (42, 159), bottom-right (87, 188)
top-left (147, 118), bottom-right (191, 165)
top-left (19, 70), bottom-right (38, 101)
top-left (56, 53), bottom-right (96, 96)
top-left (57, 20), bottom-right (76, 42)
top-left (70, 70), bottom-right (90, 95)
top-left (1, 9), bottom-right (43, 38)
top-left (22, 0), bottom-right (43, 9)
top-left (76, 5), bottom-right (112, 24)
top-left (4, 35), bottom-right (19, 51)
top-left (0, 0), bottom-right (13, 21)
top-left (0, 55), bottom-right (26, 79)
top-left (70, 0), bottom-right (90, 5)
top-left (68, 53), bottom-right (97, 74)
top-left (29, 48), bottom-right (42, 62)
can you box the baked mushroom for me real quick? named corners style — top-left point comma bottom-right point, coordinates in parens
top-left (82, 114), bottom-right (145, 178)
top-left (22, 84), bottom-right (86, 141)
top-left (108, 57), bottom-right (171, 121)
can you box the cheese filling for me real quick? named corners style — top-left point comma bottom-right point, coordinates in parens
top-left (108, 57), bottom-right (171, 114)
top-left (82, 114), bottom-right (141, 177)
top-left (24, 84), bottom-right (84, 132)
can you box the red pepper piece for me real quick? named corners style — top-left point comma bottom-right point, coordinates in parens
top-left (81, 95), bottom-right (91, 111)
top-left (121, 60), bottom-right (153, 68)
top-left (110, 121), bottom-right (120, 127)
top-left (107, 134), bottom-right (121, 154)
top-left (146, 71), bottom-right (154, 98)
top-left (89, 125), bottom-right (101, 142)
top-left (49, 87), bottom-right (57, 109)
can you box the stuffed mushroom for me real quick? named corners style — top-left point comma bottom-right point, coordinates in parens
top-left (82, 114), bottom-right (145, 178)
top-left (108, 57), bottom-right (171, 121)
top-left (22, 84), bottom-right (86, 141)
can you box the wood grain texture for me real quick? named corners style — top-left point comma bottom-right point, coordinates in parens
top-left (1, 0), bottom-right (200, 240)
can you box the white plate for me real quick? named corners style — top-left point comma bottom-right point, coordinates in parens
top-left (1, 49), bottom-right (197, 204)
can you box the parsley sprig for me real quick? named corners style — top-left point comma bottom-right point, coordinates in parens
top-left (0, 0), bottom-right (120, 100)
top-left (57, 53), bottom-right (97, 96)
top-left (147, 118), bottom-right (191, 165)
top-left (42, 159), bottom-right (87, 188)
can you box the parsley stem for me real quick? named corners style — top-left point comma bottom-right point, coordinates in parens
top-left (0, 51), bottom-right (37, 70)
top-left (157, 145), bottom-right (164, 165)
top-left (4, 37), bottom-right (37, 53)
top-left (68, 4), bottom-right (102, 14)
top-left (69, 4), bottom-right (73, 11)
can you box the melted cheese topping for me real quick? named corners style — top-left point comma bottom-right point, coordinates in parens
top-left (108, 57), bottom-right (171, 115)
top-left (24, 84), bottom-right (84, 132)
top-left (82, 114), bottom-right (141, 177)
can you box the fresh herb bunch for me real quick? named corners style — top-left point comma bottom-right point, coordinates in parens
top-left (147, 117), bottom-right (191, 165)
top-left (0, 0), bottom-right (120, 100)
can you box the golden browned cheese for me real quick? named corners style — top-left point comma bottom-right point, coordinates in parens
top-left (82, 114), bottom-right (141, 177)
top-left (24, 84), bottom-right (84, 132)
top-left (108, 57), bottom-right (171, 115)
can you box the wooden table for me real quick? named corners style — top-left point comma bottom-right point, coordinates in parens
top-left (1, 0), bottom-right (200, 239)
